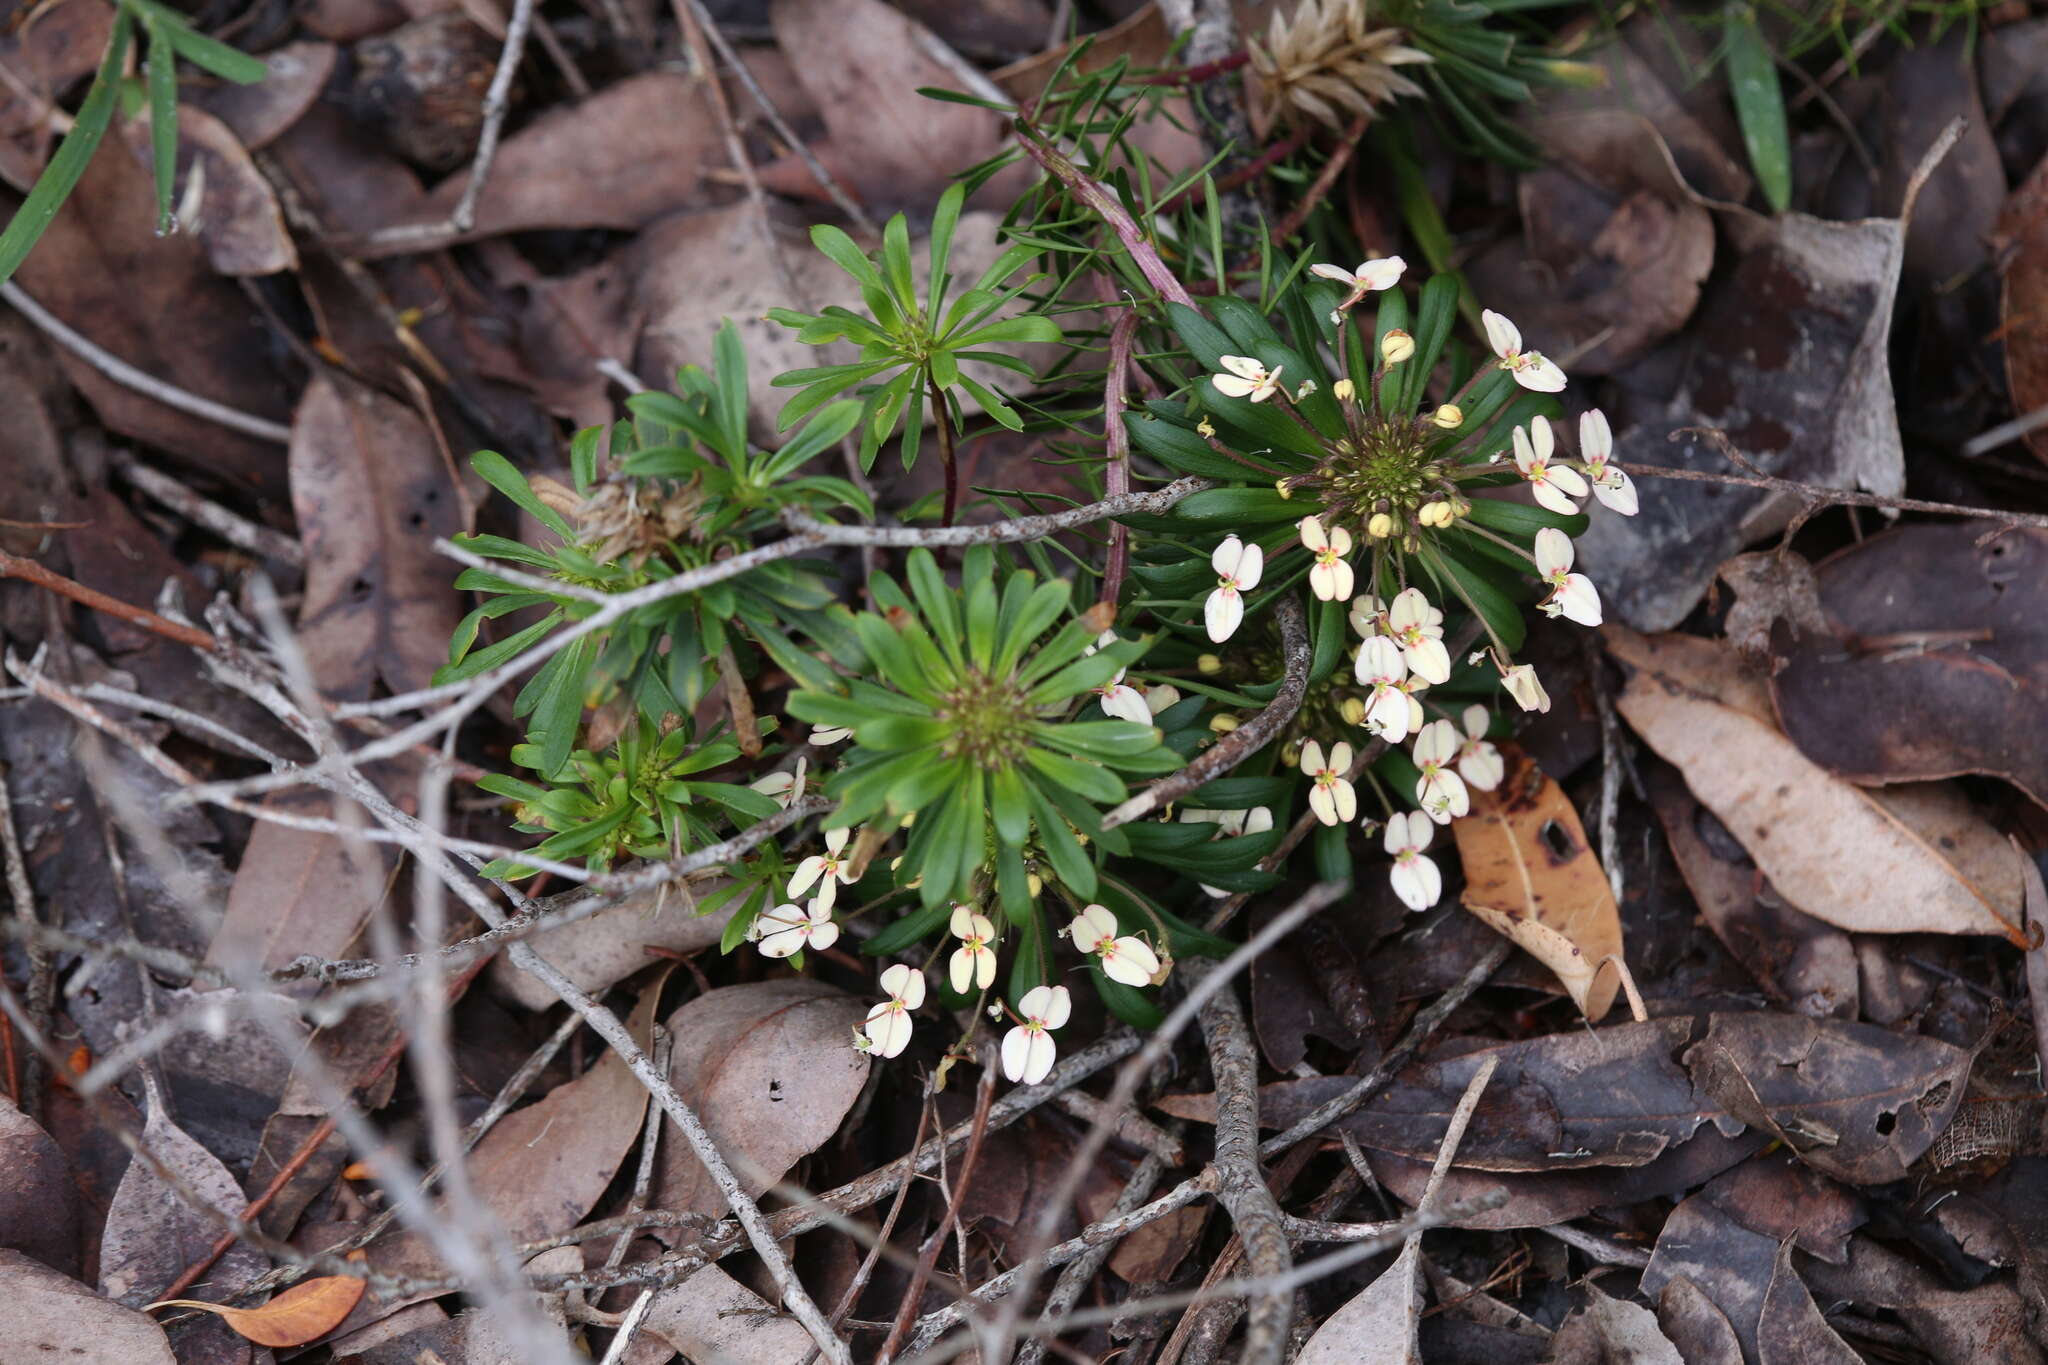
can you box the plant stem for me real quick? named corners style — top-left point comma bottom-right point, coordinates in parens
top-left (929, 373), bottom-right (960, 528)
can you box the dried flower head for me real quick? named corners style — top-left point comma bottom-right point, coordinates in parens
top-left (1250, 0), bottom-right (1431, 133)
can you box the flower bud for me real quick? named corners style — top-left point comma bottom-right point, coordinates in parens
top-left (1502, 663), bottom-right (1551, 714)
top-left (1432, 404), bottom-right (1464, 429)
top-left (1210, 714), bottom-right (1240, 734)
top-left (1367, 512), bottom-right (1396, 539)
top-left (1332, 378), bottom-right (1356, 402)
top-left (1197, 653), bottom-right (1222, 675)
top-left (1295, 379), bottom-right (1318, 400)
top-left (1418, 500), bottom-right (1452, 528)
top-left (1380, 329), bottom-right (1415, 365)
top-left (1339, 697), bottom-right (1367, 726)
top-left (1275, 479), bottom-right (1293, 500)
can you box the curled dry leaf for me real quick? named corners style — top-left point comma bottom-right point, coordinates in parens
top-left (1450, 744), bottom-right (1626, 1021)
top-left (1607, 627), bottom-right (2027, 943)
top-left (651, 978), bottom-right (872, 1219)
top-left (488, 884), bottom-right (736, 1012)
top-left (1684, 1013), bottom-right (1969, 1184)
top-left (1766, 523), bottom-right (2048, 811)
top-left (1158, 1018), bottom-right (1722, 1171)
top-left (117, 104), bottom-right (297, 276)
top-left (148, 1274), bottom-right (367, 1349)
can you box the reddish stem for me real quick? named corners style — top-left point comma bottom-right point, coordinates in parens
top-left (1133, 49), bottom-right (1253, 86)
top-left (1266, 110), bottom-right (1371, 247)
top-left (1158, 124), bottom-right (1313, 217)
top-left (0, 549), bottom-right (215, 653)
top-left (929, 374), bottom-right (961, 529)
top-left (1099, 309), bottom-right (1139, 610)
top-left (1015, 121), bottom-right (1196, 309)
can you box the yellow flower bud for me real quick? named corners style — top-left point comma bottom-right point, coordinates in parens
top-left (1367, 512), bottom-right (1396, 539)
top-left (1197, 653), bottom-right (1222, 675)
top-left (1418, 501), bottom-right (1452, 528)
top-left (1027, 872), bottom-right (1044, 898)
top-left (1432, 404), bottom-right (1464, 429)
top-left (1339, 697), bottom-right (1366, 726)
top-left (1210, 714), bottom-right (1240, 734)
top-left (1380, 329), bottom-right (1415, 365)
top-left (1332, 378), bottom-right (1356, 402)
top-left (1275, 479), bottom-right (1293, 500)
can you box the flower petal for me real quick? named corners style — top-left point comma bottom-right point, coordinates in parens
top-left (1404, 636), bottom-right (1451, 686)
top-left (950, 905), bottom-right (976, 939)
top-left (1040, 984), bottom-right (1072, 1028)
top-left (1413, 719), bottom-right (1458, 766)
top-left (1390, 855), bottom-right (1442, 911)
top-left (1533, 527), bottom-right (1573, 577)
top-left (1559, 574), bottom-right (1604, 627)
top-left (1308, 784), bottom-right (1338, 826)
top-left (1332, 778), bottom-right (1358, 824)
top-left (1234, 542), bottom-right (1264, 590)
top-left (1459, 742), bottom-right (1505, 791)
top-left (1112, 937), bottom-right (1161, 985)
top-left (1514, 354), bottom-right (1568, 392)
top-left (1297, 515), bottom-right (1330, 553)
top-left (1219, 354), bottom-right (1265, 379)
top-left (1204, 587), bottom-right (1244, 643)
top-left (949, 947), bottom-right (975, 995)
top-left (1580, 408), bottom-right (1612, 464)
top-left (1310, 262), bottom-right (1358, 284)
top-left (1022, 1030), bottom-right (1057, 1084)
top-left (866, 1005), bottom-right (912, 1059)
top-left (1211, 373), bottom-right (1258, 398)
top-left (1001, 1024), bottom-right (1033, 1081)
top-left (1532, 481), bottom-right (1580, 517)
top-left (1482, 308), bottom-right (1521, 361)
top-left (1299, 740), bottom-right (1326, 774)
top-left (1593, 471), bottom-right (1639, 516)
top-left (1547, 463), bottom-right (1589, 497)
top-left (1357, 256), bottom-right (1406, 290)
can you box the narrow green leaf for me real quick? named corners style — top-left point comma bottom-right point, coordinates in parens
top-left (142, 16), bottom-right (178, 235)
top-left (1723, 2), bottom-right (1792, 214)
top-left (0, 10), bottom-right (131, 288)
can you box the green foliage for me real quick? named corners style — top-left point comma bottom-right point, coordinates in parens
top-left (766, 182), bottom-right (1062, 470)
top-left (1720, 0), bottom-right (1792, 213)
top-left (786, 546), bottom-right (1181, 913)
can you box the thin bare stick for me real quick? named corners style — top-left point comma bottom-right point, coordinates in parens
top-left (1102, 596), bottom-right (1307, 829)
top-left (1019, 1146), bottom-right (1171, 1365)
top-left (782, 476), bottom-right (1210, 548)
top-left (603, 1024), bottom-right (673, 1277)
top-left (0, 549), bottom-right (217, 651)
top-left (1540, 1222), bottom-right (1651, 1269)
top-left (1266, 112), bottom-right (1369, 246)
top-left (109, 450), bottom-right (303, 564)
top-left (1191, 957), bottom-right (1292, 1363)
top-left (878, 1058), bottom-right (999, 1362)
top-left (0, 761), bottom-right (48, 1118)
top-left (0, 281), bottom-right (294, 443)
top-left (681, 0), bottom-right (875, 234)
top-left (1099, 308), bottom-right (1138, 607)
top-left (367, 0), bottom-right (536, 245)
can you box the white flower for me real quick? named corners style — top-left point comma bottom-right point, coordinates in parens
top-left (1393, 673), bottom-right (1430, 738)
top-left (1182, 806), bottom-right (1274, 897)
top-left (1482, 309), bottom-right (1566, 392)
top-left (1001, 984), bottom-right (1071, 1084)
top-left (1299, 740), bottom-right (1358, 826)
top-left (1501, 662), bottom-right (1551, 713)
top-left (755, 899), bottom-right (838, 958)
top-left (750, 757), bottom-right (807, 810)
top-left (948, 906), bottom-right (998, 994)
top-left (1533, 528), bottom-right (1602, 627)
top-left (1068, 904), bottom-right (1162, 988)
top-left (1349, 593), bottom-right (1386, 639)
top-left (860, 963), bottom-right (925, 1059)
top-left (1205, 536), bottom-right (1264, 642)
top-left (811, 724), bottom-right (852, 745)
top-left (1411, 720), bottom-right (1471, 824)
top-left (1310, 256), bottom-right (1407, 311)
top-left (787, 826), bottom-right (857, 911)
top-left (1352, 636), bottom-right (1413, 741)
top-left (1386, 588), bottom-right (1449, 684)
top-left (1384, 811), bottom-right (1442, 911)
top-left (1096, 672), bottom-right (1152, 725)
top-left (1579, 409), bottom-right (1637, 516)
top-left (1512, 418), bottom-right (1588, 517)
top-left (1211, 355), bottom-right (1283, 403)
top-left (1144, 683), bottom-right (1182, 715)
top-left (1298, 516), bottom-right (1355, 602)
top-left (1455, 704), bottom-right (1504, 791)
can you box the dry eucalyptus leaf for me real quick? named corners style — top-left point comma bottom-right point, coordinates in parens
top-left (1767, 523), bottom-right (2048, 811)
top-left (0, 1095), bottom-right (83, 1276)
top-left (207, 796), bottom-right (392, 978)
top-left (1655, 1274), bottom-right (1744, 1365)
top-left (0, 1249), bottom-right (175, 1365)
top-left (1450, 745), bottom-right (1626, 1021)
top-left (1758, 1239), bottom-right (1862, 1364)
top-left (289, 374), bottom-right (467, 700)
top-left (1607, 627), bottom-right (2026, 943)
top-left (487, 885), bottom-right (735, 1012)
top-left (1641, 1196), bottom-right (1779, 1361)
top-left (652, 978), bottom-right (871, 1219)
top-left (1684, 1013), bottom-right (1970, 1184)
top-left (148, 1273), bottom-right (367, 1349)
top-left (196, 40), bottom-right (337, 150)
top-left (117, 104), bottom-right (296, 276)
top-left (1998, 147), bottom-right (2048, 467)
top-left (625, 1265), bottom-right (818, 1365)
top-left (1296, 1239), bottom-right (1423, 1365)
top-left (1548, 1284), bottom-right (1684, 1365)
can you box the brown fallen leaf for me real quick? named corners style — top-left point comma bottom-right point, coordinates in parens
top-left (1684, 1013), bottom-right (1970, 1184)
top-left (651, 978), bottom-right (871, 1218)
top-left (117, 103), bottom-right (297, 276)
top-left (195, 40), bottom-right (338, 151)
top-left (350, 71), bottom-right (716, 256)
top-left (768, 0), bottom-right (1012, 212)
top-left (1801, 1234), bottom-right (2042, 1365)
top-left (0, 1094), bottom-right (83, 1276)
top-left (1548, 1284), bottom-right (1684, 1365)
top-left (149, 1273), bottom-right (367, 1348)
top-left (1450, 744), bottom-right (1628, 1022)
top-left (627, 1265), bottom-right (818, 1364)
top-left (1296, 1239), bottom-right (1423, 1364)
top-left (0, 1249), bottom-right (175, 1365)
top-left (1766, 522), bottom-right (2048, 812)
top-left (0, 0), bottom-right (115, 191)
top-left (1655, 1275), bottom-right (1745, 1365)
top-left (487, 884), bottom-right (737, 1011)
top-left (1607, 627), bottom-right (2027, 943)
top-left (1157, 1018), bottom-right (1720, 1171)
top-left (1642, 1196), bottom-right (1780, 1361)
top-left (1758, 1239), bottom-right (1862, 1365)
top-left (1998, 120), bottom-right (2048, 466)
top-left (1697, 1151), bottom-right (1864, 1265)
top-left (288, 374), bottom-right (467, 700)
top-left (206, 795), bottom-right (393, 978)
top-left (1643, 759), bottom-right (1858, 1018)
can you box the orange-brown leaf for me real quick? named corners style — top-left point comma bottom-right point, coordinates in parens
top-left (1450, 745), bottom-right (1626, 1021)
top-left (147, 1274), bottom-right (366, 1348)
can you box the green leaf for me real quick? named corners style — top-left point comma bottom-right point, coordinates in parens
top-left (1125, 411), bottom-right (1267, 481)
top-left (712, 319), bottom-right (749, 461)
top-left (1090, 960), bottom-right (1165, 1029)
top-left (928, 180), bottom-right (965, 297)
top-left (0, 10), bottom-right (132, 289)
top-left (142, 17), bottom-right (178, 235)
top-left (1723, 2), bottom-right (1792, 214)
top-left (473, 450), bottom-right (575, 541)
top-left (1026, 779), bottom-right (1095, 898)
top-left (864, 896), bottom-right (954, 956)
top-left (809, 222), bottom-right (887, 295)
top-left (528, 636), bottom-right (595, 780)
top-left (1172, 488), bottom-right (1298, 524)
top-left (569, 424), bottom-right (603, 492)
top-left (1461, 495), bottom-right (1587, 540)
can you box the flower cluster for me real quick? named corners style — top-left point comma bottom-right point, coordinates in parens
top-left (1186, 259), bottom-right (1640, 914)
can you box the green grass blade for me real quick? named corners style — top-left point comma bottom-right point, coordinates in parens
top-left (143, 15), bottom-right (178, 235)
top-left (1723, 2), bottom-right (1792, 214)
top-left (0, 10), bottom-right (132, 288)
